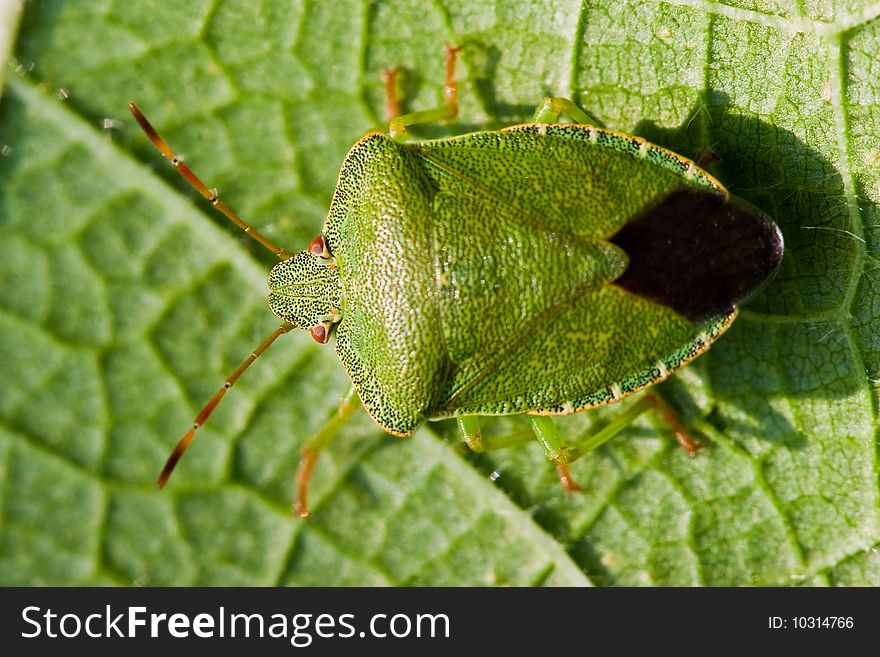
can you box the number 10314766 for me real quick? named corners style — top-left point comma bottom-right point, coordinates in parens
top-left (768, 617), bottom-right (854, 629)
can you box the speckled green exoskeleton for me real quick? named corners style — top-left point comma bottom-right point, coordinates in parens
top-left (130, 46), bottom-right (783, 517)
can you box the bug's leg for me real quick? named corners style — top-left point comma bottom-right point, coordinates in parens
top-left (458, 416), bottom-right (584, 489)
top-left (294, 385), bottom-right (361, 518)
top-left (528, 416), bottom-right (574, 462)
top-left (527, 416), bottom-right (585, 493)
top-left (566, 392), bottom-right (700, 459)
top-left (157, 322), bottom-right (296, 489)
top-left (568, 396), bottom-right (655, 458)
top-left (643, 392), bottom-right (701, 455)
top-left (457, 416), bottom-right (485, 452)
top-left (457, 416), bottom-right (537, 452)
top-left (387, 44), bottom-right (461, 140)
top-left (695, 148), bottom-right (722, 169)
top-left (459, 395), bottom-right (701, 495)
top-left (555, 463), bottom-right (582, 494)
top-left (381, 66), bottom-right (403, 122)
top-left (459, 416), bottom-right (583, 492)
top-left (532, 97), bottom-right (605, 127)
top-left (529, 417), bottom-right (583, 492)
top-left (520, 397), bottom-right (659, 491)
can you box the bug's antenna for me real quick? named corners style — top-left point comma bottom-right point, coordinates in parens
top-left (157, 322), bottom-right (296, 489)
top-left (129, 103), bottom-right (294, 261)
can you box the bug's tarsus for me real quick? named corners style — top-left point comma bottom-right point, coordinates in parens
top-left (156, 322), bottom-right (296, 489)
top-left (555, 462), bottom-right (583, 494)
top-left (128, 102), bottom-right (294, 261)
top-left (443, 43), bottom-right (461, 119)
top-left (294, 447), bottom-right (319, 518)
top-left (695, 148), bottom-right (722, 169)
top-left (381, 66), bottom-right (403, 122)
top-left (293, 386), bottom-right (361, 518)
top-left (644, 392), bottom-right (702, 456)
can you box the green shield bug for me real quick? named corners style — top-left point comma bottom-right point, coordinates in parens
top-left (131, 46), bottom-right (783, 517)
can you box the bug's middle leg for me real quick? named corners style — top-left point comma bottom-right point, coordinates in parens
top-left (457, 416), bottom-right (537, 453)
top-left (457, 415), bottom-right (585, 493)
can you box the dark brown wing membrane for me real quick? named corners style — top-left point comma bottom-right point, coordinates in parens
top-left (610, 189), bottom-right (783, 323)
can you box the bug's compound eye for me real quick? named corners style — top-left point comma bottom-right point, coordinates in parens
top-left (310, 321), bottom-right (331, 344)
top-left (308, 235), bottom-right (331, 258)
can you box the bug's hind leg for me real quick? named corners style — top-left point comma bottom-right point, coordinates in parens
top-left (385, 44), bottom-right (461, 140)
top-left (532, 97), bottom-right (605, 127)
top-left (565, 392), bottom-right (701, 459)
top-left (530, 392), bottom-right (701, 491)
top-left (642, 392), bottom-right (702, 455)
top-left (695, 148), bottom-right (722, 170)
top-left (294, 385), bottom-right (361, 518)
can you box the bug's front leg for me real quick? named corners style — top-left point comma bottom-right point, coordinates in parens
top-left (532, 97), bottom-right (605, 127)
top-left (385, 44), bottom-right (462, 140)
top-left (294, 385), bottom-right (361, 518)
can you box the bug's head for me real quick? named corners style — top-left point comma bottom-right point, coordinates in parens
top-left (268, 236), bottom-right (343, 344)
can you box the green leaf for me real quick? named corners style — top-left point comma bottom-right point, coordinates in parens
top-left (1, 0), bottom-right (879, 586)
